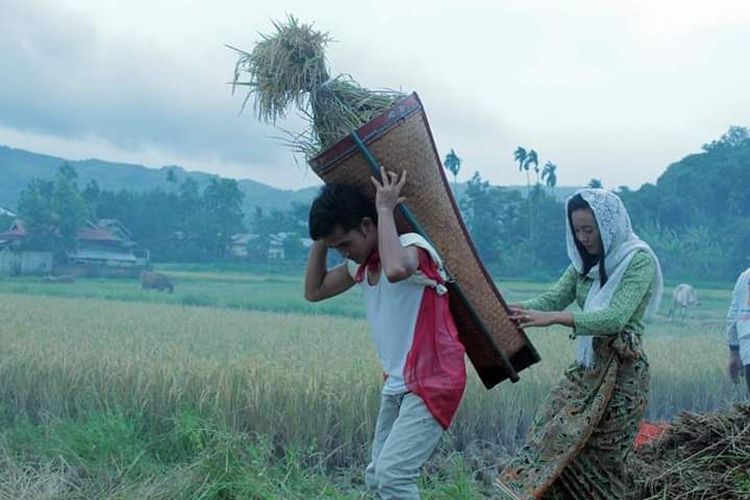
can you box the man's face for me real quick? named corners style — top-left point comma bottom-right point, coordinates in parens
top-left (322, 220), bottom-right (377, 264)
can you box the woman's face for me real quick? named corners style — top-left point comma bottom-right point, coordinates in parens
top-left (571, 208), bottom-right (602, 256)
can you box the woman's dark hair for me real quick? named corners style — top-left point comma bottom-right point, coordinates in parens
top-left (308, 184), bottom-right (378, 240)
top-left (567, 194), bottom-right (607, 284)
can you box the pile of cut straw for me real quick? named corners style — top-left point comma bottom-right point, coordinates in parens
top-left (632, 403), bottom-right (750, 499)
top-left (229, 15), bottom-right (404, 156)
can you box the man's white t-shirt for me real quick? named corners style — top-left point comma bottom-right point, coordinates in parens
top-left (347, 233), bottom-right (446, 395)
top-left (360, 267), bottom-right (424, 394)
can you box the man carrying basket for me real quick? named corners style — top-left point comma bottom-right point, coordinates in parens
top-left (304, 168), bottom-right (466, 499)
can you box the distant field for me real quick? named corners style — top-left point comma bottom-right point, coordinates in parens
top-left (0, 269), bottom-right (366, 318)
top-left (0, 269), bottom-right (741, 498)
top-left (0, 265), bottom-right (732, 320)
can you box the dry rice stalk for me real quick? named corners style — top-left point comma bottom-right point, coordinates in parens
top-left (229, 15), bottom-right (405, 157)
top-left (631, 403), bottom-right (750, 499)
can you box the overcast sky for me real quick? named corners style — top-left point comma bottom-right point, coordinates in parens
top-left (1, 0), bottom-right (748, 189)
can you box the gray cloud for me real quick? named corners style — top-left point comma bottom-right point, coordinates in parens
top-left (0, 1), bottom-right (290, 176)
top-left (1, 0), bottom-right (749, 189)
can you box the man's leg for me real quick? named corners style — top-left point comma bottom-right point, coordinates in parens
top-left (365, 393), bottom-right (401, 492)
top-left (373, 392), bottom-right (444, 500)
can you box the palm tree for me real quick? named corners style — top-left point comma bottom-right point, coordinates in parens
top-left (514, 146), bottom-right (529, 190)
top-left (514, 146), bottom-right (541, 240)
top-left (514, 147), bottom-right (540, 194)
top-left (542, 161), bottom-right (557, 192)
top-left (526, 149), bottom-right (539, 185)
top-left (443, 149), bottom-right (462, 188)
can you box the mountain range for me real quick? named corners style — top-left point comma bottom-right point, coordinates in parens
top-left (0, 145), bottom-right (580, 216)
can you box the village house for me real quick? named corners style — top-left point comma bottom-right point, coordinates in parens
top-left (230, 232), bottom-right (312, 261)
top-left (0, 217), bottom-right (149, 276)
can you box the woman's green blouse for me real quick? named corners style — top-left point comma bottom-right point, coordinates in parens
top-left (519, 250), bottom-right (657, 336)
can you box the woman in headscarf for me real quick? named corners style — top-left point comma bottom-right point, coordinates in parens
top-left (497, 189), bottom-right (663, 499)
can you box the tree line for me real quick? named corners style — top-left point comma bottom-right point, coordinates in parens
top-left (6, 126), bottom-right (748, 281)
top-left (14, 166), bottom-right (246, 262)
top-left (456, 126), bottom-right (749, 282)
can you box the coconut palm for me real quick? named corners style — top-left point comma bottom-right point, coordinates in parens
top-left (443, 149), bottom-right (462, 187)
top-left (515, 146), bottom-right (541, 239)
top-left (542, 161), bottom-right (557, 191)
top-left (514, 146), bottom-right (529, 190)
top-left (526, 149), bottom-right (539, 185)
top-left (514, 146), bottom-right (540, 194)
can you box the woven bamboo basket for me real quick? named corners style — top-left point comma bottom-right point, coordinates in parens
top-left (309, 93), bottom-right (540, 388)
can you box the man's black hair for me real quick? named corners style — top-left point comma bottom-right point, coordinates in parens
top-left (309, 184), bottom-right (378, 240)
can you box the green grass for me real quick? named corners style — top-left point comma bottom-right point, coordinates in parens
top-left (0, 410), bottom-right (487, 498)
top-left (0, 270), bottom-right (741, 498)
top-left (1, 411), bottom-right (368, 499)
top-left (0, 270), bottom-right (366, 318)
top-left (0, 269), bottom-right (733, 322)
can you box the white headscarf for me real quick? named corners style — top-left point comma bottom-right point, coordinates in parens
top-left (566, 189), bottom-right (664, 368)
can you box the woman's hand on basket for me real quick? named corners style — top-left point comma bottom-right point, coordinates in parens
top-left (371, 167), bottom-right (407, 213)
top-left (510, 305), bottom-right (573, 329)
top-left (510, 307), bottom-right (555, 328)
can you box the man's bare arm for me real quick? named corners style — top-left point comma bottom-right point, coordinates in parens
top-left (371, 168), bottom-right (418, 282)
top-left (304, 240), bottom-right (355, 302)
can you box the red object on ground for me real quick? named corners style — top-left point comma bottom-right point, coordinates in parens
top-left (634, 421), bottom-right (670, 449)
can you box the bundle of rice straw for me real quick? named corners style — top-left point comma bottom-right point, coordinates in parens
top-left (229, 15), bottom-right (405, 157)
top-left (631, 403), bottom-right (750, 499)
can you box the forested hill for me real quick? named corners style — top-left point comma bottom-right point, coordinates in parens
top-left (0, 145), bottom-right (317, 215)
top-left (618, 127), bottom-right (749, 279)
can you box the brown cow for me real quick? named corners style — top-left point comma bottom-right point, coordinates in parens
top-left (140, 271), bottom-right (174, 293)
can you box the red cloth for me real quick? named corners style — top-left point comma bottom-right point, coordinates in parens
top-left (355, 250), bottom-right (380, 284)
top-left (403, 249), bottom-right (466, 429)
top-left (634, 421), bottom-right (670, 449)
top-left (355, 246), bottom-right (466, 428)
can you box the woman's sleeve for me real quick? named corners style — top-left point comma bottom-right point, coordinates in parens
top-left (572, 251), bottom-right (656, 336)
top-left (518, 265), bottom-right (578, 312)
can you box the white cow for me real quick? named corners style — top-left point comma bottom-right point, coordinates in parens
top-left (668, 284), bottom-right (700, 319)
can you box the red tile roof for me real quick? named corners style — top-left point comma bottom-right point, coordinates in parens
top-left (0, 219), bottom-right (126, 243)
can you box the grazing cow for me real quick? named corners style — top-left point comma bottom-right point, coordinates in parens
top-left (668, 283), bottom-right (700, 319)
top-left (140, 271), bottom-right (174, 293)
